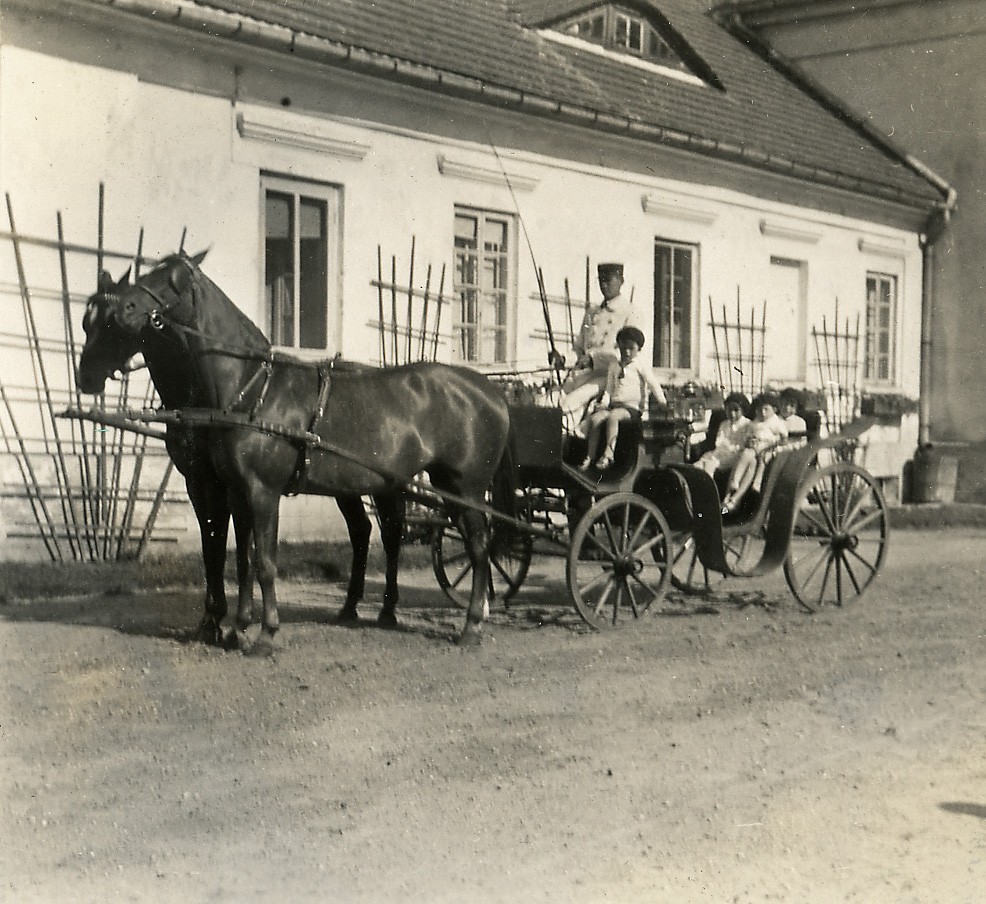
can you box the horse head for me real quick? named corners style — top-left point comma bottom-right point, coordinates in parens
top-left (76, 267), bottom-right (138, 394)
top-left (113, 249), bottom-right (209, 336)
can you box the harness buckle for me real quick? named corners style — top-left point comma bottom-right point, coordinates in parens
top-left (149, 310), bottom-right (165, 331)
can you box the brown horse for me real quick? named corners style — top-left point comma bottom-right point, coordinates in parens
top-left (78, 253), bottom-right (512, 652)
top-left (77, 261), bottom-right (381, 649)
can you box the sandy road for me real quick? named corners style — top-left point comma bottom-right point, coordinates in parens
top-left (1, 528), bottom-right (985, 903)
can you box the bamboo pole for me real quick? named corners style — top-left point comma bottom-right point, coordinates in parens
top-left (390, 254), bottom-right (398, 365)
top-left (564, 277), bottom-right (575, 349)
top-left (0, 384), bottom-right (60, 560)
top-left (135, 459), bottom-right (175, 560)
top-left (6, 194), bottom-right (73, 559)
top-left (56, 212), bottom-right (91, 557)
top-left (376, 245), bottom-right (386, 366)
top-left (431, 263), bottom-right (446, 362)
top-left (759, 299), bottom-right (767, 396)
top-left (405, 236), bottom-right (415, 364)
top-left (721, 303), bottom-right (733, 392)
top-left (709, 298), bottom-right (725, 391)
top-left (419, 263), bottom-right (432, 361)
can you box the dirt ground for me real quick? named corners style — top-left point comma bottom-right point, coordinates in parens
top-left (2, 528), bottom-right (985, 904)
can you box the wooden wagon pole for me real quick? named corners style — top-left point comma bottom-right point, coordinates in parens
top-left (431, 263), bottom-right (446, 362)
top-left (405, 236), bottom-right (415, 364)
top-left (96, 182), bottom-right (105, 279)
top-left (56, 211), bottom-right (93, 558)
top-left (376, 246), bottom-right (386, 366)
top-left (418, 262), bottom-right (432, 361)
top-left (6, 195), bottom-right (75, 559)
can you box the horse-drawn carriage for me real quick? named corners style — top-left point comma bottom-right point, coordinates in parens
top-left (74, 253), bottom-right (889, 650)
top-left (431, 399), bottom-right (889, 628)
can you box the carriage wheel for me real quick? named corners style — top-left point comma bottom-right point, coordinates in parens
top-left (432, 521), bottom-right (533, 609)
top-left (670, 531), bottom-right (761, 594)
top-left (783, 463), bottom-right (889, 612)
top-left (566, 493), bottom-right (672, 629)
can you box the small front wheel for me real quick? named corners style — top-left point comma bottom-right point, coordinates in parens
top-left (783, 463), bottom-right (889, 612)
top-left (567, 493), bottom-right (672, 629)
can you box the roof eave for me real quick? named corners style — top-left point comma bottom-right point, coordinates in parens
top-left (67, 0), bottom-right (951, 213)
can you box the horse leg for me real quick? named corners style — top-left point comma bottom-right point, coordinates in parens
top-left (335, 494), bottom-right (371, 625)
top-left (227, 491), bottom-right (259, 652)
top-left (186, 477), bottom-right (229, 646)
top-left (456, 506), bottom-right (492, 647)
top-left (375, 493), bottom-right (405, 628)
top-left (245, 491), bottom-right (282, 657)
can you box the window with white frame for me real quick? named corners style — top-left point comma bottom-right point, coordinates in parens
top-left (453, 207), bottom-right (513, 365)
top-left (653, 239), bottom-right (697, 370)
top-left (864, 271), bottom-right (897, 383)
top-left (560, 4), bottom-right (687, 70)
top-left (262, 175), bottom-right (340, 350)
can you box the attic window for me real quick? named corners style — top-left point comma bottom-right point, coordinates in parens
top-left (561, 5), bottom-right (687, 72)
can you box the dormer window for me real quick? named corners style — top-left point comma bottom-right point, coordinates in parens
top-left (562, 5), bottom-right (686, 71)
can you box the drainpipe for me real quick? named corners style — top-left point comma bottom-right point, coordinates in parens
top-left (917, 187), bottom-right (956, 446)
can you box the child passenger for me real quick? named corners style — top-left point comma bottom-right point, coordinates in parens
top-left (695, 392), bottom-right (751, 476)
top-left (720, 391), bottom-right (788, 514)
top-left (578, 326), bottom-right (667, 471)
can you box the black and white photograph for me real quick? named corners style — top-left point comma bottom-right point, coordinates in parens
top-left (1, 1), bottom-right (983, 900)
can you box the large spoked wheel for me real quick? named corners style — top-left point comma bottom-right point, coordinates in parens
top-left (670, 530), bottom-right (763, 593)
top-left (783, 463), bottom-right (889, 612)
top-left (432, 521), bottom-right (533, 609)
top-left (566, 493), bottom-right (672, 629)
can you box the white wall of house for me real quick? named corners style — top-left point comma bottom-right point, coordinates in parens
top-left (0, 32), bottom-right (925, 556)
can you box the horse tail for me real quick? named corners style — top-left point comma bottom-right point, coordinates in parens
top-left (490, 414), bottom-right (518, 527)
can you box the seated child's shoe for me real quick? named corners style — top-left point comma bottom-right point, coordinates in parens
top-left (578, 457), bottom-right (593, 471)
top-left (595, 453), bottom-right (614, 470)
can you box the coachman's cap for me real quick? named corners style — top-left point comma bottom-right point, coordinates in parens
top-left (597, 262), bottom-right (624, 278)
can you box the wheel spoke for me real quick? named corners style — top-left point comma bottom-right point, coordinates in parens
top-left (592, 576), bottom-right (617, 618)
top-left (625, 579), bottom-right (641, 618)
top-left (794, 540), bottom-right (832, 588)
top-left (449, 561), bottom-right (472, 590)
top-left (845, 505), bottom-right (884, 534)
top-left (815, 553), bottom-right (834, 607)
top-left (579, 565), bottom-right (615, 598)
top-left (798, 505), bottom-right (832, 537)
top-left (840, 550), bottom-right (863, 596)
top-left (846, 545), bottom-right (878, 576)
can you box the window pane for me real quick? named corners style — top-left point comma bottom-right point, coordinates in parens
top-left (298, 196), bottom-right (328, 349)
top-left (265, 191), bottom-right (294, 346)
top-left (453, 208), bottom-right (512, 364)
top-left (653, 240), bottom-right (695, 370)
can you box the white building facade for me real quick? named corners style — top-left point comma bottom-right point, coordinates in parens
top-left (0, 0), bottom-right (947, 557)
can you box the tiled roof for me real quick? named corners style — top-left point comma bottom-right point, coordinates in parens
top-left (184, 0), bottom-right (945, 207)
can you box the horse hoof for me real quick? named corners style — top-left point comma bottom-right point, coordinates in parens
top-left (220, 626), bottom-right (239, 651)
top-left (194, 620), bottom-right (223, 647)
top-left (377, 610), bottom-right (399, 629)
top-left (335, 608), bottom-right (359, 626)
top-left (456, 630), bottom-right (482, 648)
top-left (244, 634), bottom-right (276, 658)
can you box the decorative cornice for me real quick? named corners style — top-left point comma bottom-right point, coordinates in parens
top-left (236, 108), bottom-right (370, 160)
top-left (641, 194), bottom-right (717, 224)
top-left (759, 218), bottom-right (822, 243)
top-left (436, 152), bottom-right (538, 191)
top-left (858, 236), bottom-right (906, 258)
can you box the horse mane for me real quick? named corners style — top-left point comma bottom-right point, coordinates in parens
top-left (157, 253), bottom-right (272, 353)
